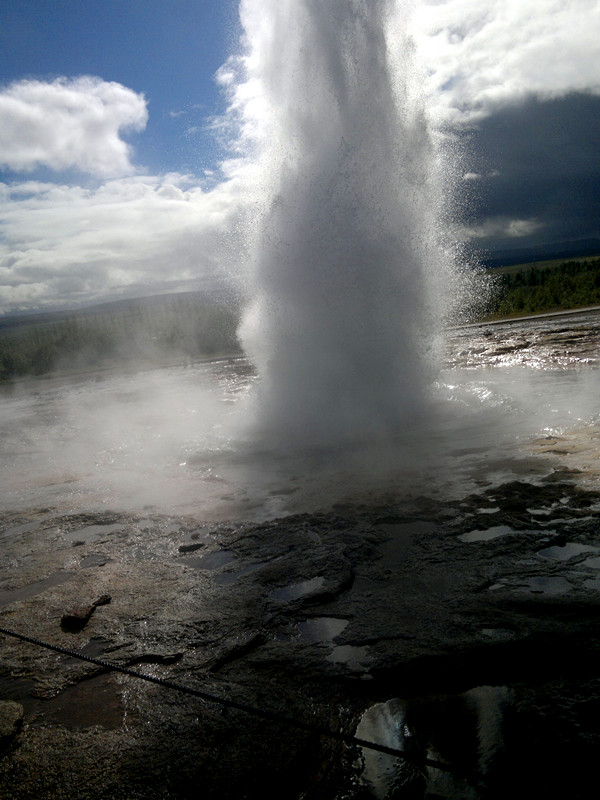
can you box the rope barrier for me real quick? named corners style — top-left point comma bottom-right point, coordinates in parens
top-left (0, 624), bottom-right (451, 772)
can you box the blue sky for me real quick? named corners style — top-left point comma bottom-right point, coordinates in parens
top-left (0, 0), bottom-right (599, 313)
top-left (0, 0), bottom-right (236, 179)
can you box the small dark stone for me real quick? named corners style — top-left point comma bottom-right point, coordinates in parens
top-left (61, 605), bottom-right (95, 632)
top-left (93, 594), bottom-right (112, 607)
top-left (178, 542), bottom-right (205, 553)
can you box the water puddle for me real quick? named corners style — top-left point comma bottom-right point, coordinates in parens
top-left (178, 550), bottom-right (235, 570)
top-left (0, 571), bottom-right (74, 607)
top-left (459, 526), bottom-right (542, 543)
top-left (36, 673), bottom-right (124, 729)
top-left (0, 674), bottom-right (38, 712)
top-left (537, 542), bottom-right (597, 561)
top-left (378, 521), bottom-right (437, 552)
top-left (327, 644), bottom-right (371, 671)
top-left (580, 555), bottom-right (600, 569)
top-left (297, 617), bottom-right (348, 643)
top-left (65, 522), bottom-right (122, 545)
top-left (270, 577), bottom-right (325, 602)
top-left (524, 576), bottom-right (573, 595)
top-left (138, 519), bottom-right (183, 534)
top-left (458, 525), bottom-right (514, 542)
top-left (214, 561), bottom-right (265, 585)
top-left (0, 514), bottom-right (62, 540)
top-left (80, 553), bottom-right (113, 568)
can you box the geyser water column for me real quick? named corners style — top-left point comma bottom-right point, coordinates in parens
top-left (231, 0), bottom-right (458, 447)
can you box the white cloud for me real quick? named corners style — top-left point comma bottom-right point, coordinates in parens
top-left (0, 76), bottom-right (148, 177)
top-left (0, 174), bottom-right (246, 312)
top-left (414, 0), bottom-right (600, 123)
top-left (458, 215), bottom-right (544, 241)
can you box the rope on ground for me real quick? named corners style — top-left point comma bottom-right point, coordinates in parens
top-left (0, 624), bottom-right (451, 772)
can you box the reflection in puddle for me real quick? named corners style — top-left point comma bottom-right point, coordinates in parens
top-left (459, 526), bottom-right (511, 542)
top-left (581, 556), bottom-right (600, 570)
top-left (270, 577), bottom-right (325, 602)
top-left (356, 685), bottom-right (513, 799)
top-left (525, 576), bottom-right (573, 594)
top-left (459, 526), bottom-right (541, 543)
top-left (356, 699), bottom-right (423, 799)
top-left (327, 644), bottom-right (370, 671)
top-left (538, 542), bottom-right (597, 560)
top-left (297, 617), bottom-right (348, 643)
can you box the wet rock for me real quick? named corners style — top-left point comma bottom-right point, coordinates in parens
top-left (208, 631), bottom-right (267, 671)
top-left (60, 594), bottom-right (110, 631)
top-left (61, 605), bottom-right (95, 632)
top-left (0, 701), bottom-right (24, 753)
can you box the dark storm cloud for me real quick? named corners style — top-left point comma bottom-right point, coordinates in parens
top-left (462, 93), bottom-right (600, 253)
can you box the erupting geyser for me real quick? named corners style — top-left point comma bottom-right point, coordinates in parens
top-left (228, 0), bottom-right (464, 447)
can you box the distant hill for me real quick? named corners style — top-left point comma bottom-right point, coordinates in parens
top-left (0, 289), bottom-right (243, 381)
top-left (483, 238), bottom-right (600, 269)
top-left (0, 287), bottom-right (242, 332)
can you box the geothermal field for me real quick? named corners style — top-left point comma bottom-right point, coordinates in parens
top-left (1, 2), bottom-right (599, 799)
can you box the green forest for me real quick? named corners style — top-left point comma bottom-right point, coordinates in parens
top-left (486, 257), bottom-right (600, 318)
top-left (0, 293), bottom-right (241, 382)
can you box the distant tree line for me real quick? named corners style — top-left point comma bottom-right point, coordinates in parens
top-left (0, 294), bottom-right (242, 381)
top-left (486, 258), bottom-right (600, 318)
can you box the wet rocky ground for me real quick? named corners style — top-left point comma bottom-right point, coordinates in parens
top-left (1, 467), bottom-right (599, 799)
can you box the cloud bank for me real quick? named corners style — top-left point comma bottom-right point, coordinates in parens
top-left (0, 175), bottom-right (242, 312)
top-left (416, 0), bottom-right (600, 124)
top-left (0, 76), bottom-right (148, 177)
top-left (411, 0), bottom-right (600, 252)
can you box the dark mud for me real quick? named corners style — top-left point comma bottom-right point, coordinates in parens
top-left (1, 472), bottom-right (599, 799)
